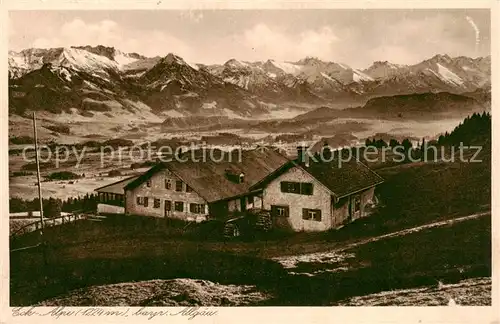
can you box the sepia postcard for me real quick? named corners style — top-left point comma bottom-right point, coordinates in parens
top-left (1, 1), bottom-right (499, 323)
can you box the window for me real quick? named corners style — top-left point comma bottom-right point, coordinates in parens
top-left (301, 183), bottom-right (314, 195)
top-left (165, 179), bottom-right (172, 190)
top-left (165, 200), bottom-right (172, 211)
top-left (174, 201), bottom-right (184, 212)
top-left (271, 205), bottom-right (289, 217)
top-left (190, 203), bottom-right (205, 214)
top-left (186, 185), bottom-right (193, 193)
top-left (154, 198), bottom-right (161, 209)
top-left (280, 181), bottom-right (314, 195)
top-left (175, 180), bottom-right (183, 192)
top-left (136, 196), bottom-right (142, 205)
top-left (302, 208), bottom-right (322, 221)
top-left (143, 197), bottom-right (149, 207)
top-left (281, 181), bottom-right (300, 193)
top-left (353, 195), bottom-right (361, 213)
top-left (146, 180), bottom-right (151, 187)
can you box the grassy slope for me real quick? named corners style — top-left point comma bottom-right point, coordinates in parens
top-left (10, 214), bottom-right (490, 306)
top-left (264, 216), bottom-right (490, 305)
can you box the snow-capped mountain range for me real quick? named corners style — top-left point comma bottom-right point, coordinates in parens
top-left (8, 45), bottom-right (491, 119)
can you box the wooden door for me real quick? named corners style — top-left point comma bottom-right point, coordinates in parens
top-left (164, 200), bottom-right (172, 217)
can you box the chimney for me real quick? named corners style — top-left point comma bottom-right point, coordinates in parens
top-left (296, 145), bottom-right (310, 167)
top-left (225, 169), bottom-right (245, 184)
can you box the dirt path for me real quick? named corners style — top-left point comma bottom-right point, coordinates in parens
top-left (273, 211), bottom-right (490, 269)
top-left (339, 211), bottom-right (490, 252)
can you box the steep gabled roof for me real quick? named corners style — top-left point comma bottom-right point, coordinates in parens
top-left (124, 148), bottom-right (290, 202)
top-left (302, 159), bottom-right (384, 198)
top-left (95, 175), bottom-right (140, 195)
top-left (250, 159), bottom-right (384, 198)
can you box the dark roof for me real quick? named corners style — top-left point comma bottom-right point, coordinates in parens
top-left (95, 175), bottom-right (140, 195)
top-left (302, 159), bottom-right (384, 197)
top-left (251, 159), bottom-right (384, 198)
top-left (124, 148), bottom-right (290, 202)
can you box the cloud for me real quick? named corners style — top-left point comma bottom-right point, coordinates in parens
top-left (241, 23), bottom-right (339, 61)
top-left (465, 16), bottom-right (480, 53)
top-left (11, 11), bottom-right (488, 68)
top-left (342, 14), bottom-right (483, 67)
top-left (30, 18), bottom-right (192, 59)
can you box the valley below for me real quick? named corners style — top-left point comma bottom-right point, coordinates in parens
top-left (8, 112), bottom-right (470, 203)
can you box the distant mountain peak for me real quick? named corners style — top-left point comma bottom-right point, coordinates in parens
top-left (429, 54), bottom-right (453, 63)
top-left (8, 48), bottom-right (491, 120)
top-left (162, 53), bottom-right (185, 64)
top-left (159, 53), bottom-right (200, 71)
top-left (372, 60), bottom-right (394, 66)
top-left (296, 56), bottom-right (325, 65)
top-left (72, 45), bottom-right (116, 58)
top-left (224, 58), bottom-right (248, 68)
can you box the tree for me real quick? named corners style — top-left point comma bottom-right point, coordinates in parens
top-left (322, 141), bottom-right (332, 160)
top-left (438, 135), bottom-right (445, 145)
top-left (401, 138), bottom-right (412, 150)
top-left (374, 139), bottom-right (388, 148)
top-left (9, 197), bottom-right (28, 213)
top-left (389, 139), bottom-right (400, 148)
top-left (44, 198), bottom-right (62, 218)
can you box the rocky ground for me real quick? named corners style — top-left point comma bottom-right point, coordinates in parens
top-left (336, 277), bottom-right (491, 306)
top-left (37, 278), bottom-right (271, 306)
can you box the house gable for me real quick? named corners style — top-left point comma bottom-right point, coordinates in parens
top-left (251, 159), bottom-right (384, 199)
top-left (262, 165), bottom-right (334, 232)
top-left (125, 168), bottom-right (208, 220)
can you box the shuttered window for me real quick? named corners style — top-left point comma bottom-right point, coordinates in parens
top-left (302, 208), bottom-right (322, 221)
top-left (353, 195), bottom-right (361, 212)
top-left (190, 203), bottom-right (205, 214)
top-left (271, 205), bottom-right (289, 217)
top-left (154, 198), bottom-right (161, 209)
top-left (174, 201), bottom-right (184, 212)
top-left (301, 183), bottom-right (314, 195)
top-left (280, 181), bottom-right (314, 195)
top-left (165, 200), bottom-right (172, 211)
top-left (165, 179), bottom-right (172, 189)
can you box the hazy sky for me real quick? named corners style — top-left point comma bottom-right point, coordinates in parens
top-left (9, 9), bottom-right (490, 68)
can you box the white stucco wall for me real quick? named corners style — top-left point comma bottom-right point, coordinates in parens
top-left (262, 166), bottom-right (333, 232)
top-left (125, 169), bottom-right (208, 221)
top-left (97, 203), bottom-right (125, 215)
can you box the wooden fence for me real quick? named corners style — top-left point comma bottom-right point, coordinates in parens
top-left (10, 212), bottom-right (88, 238)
